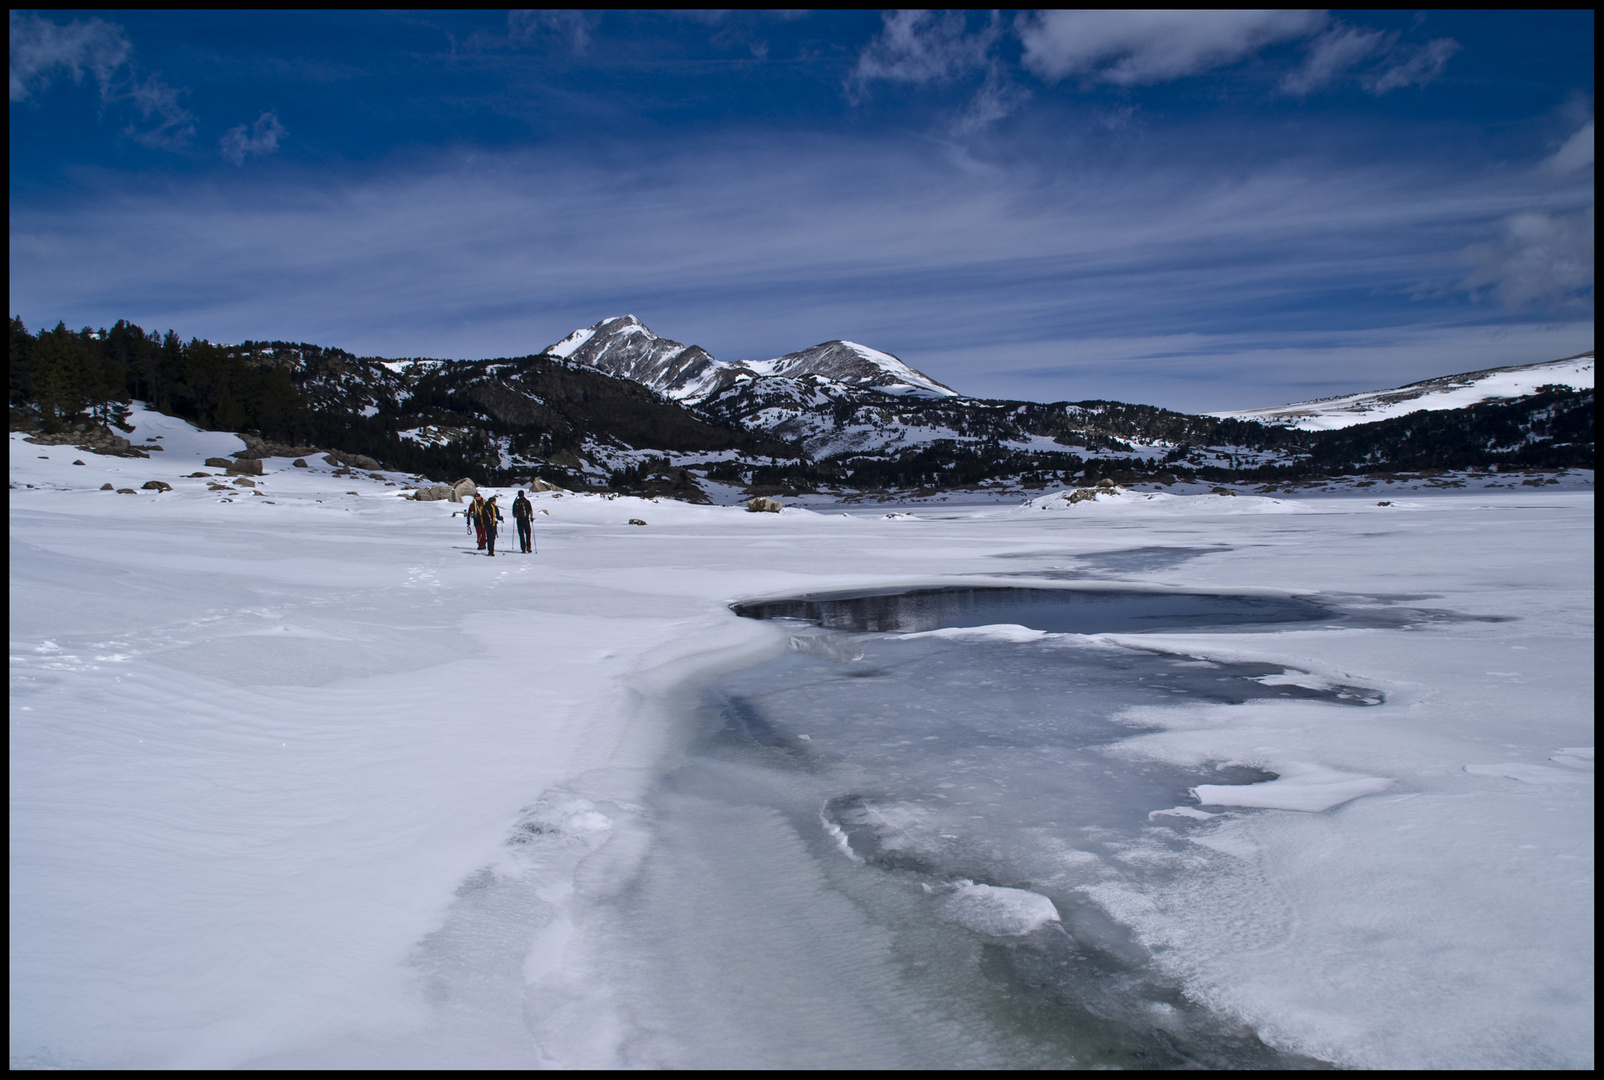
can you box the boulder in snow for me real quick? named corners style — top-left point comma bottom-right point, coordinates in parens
top-left (323, 450), bottom-right (381, 471)
top-left (141, 481), bottom-right (172, 492)
top-left (746, 496), bottom-right (782, 513)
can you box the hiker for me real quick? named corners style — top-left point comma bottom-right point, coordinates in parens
top-left (482, 494), bottom-right (504, 557)
top-left (512, 489), bottom-right (534, 553)
top-left (469, 492), bottom-right (488, 550)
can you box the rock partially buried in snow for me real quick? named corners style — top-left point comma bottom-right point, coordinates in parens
top-left (225, 458), bottom-right (263, 476)
top-left (528, 477), bottom-right (565, 493)
top-left (292, 458), bottom-right (308, 468)
top-left (628, 518), bottom-right (647, 526)
top-left (411, 483), bottom-right (453, 501)
top-left (140, 480), bottom-right (172, 492)
top-left (747, 496), bottom-right (782, 513)
top-left (322, 450), bottom-right (381, 471)
top-left (100, 483), bottom-right (113, 491)
top-left (939, 880), bottom-right (1061, 936)
top-left (450, 478), bottom-right (477, 502)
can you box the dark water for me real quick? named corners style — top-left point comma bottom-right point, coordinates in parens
top-left (732, 584), bottom-right (1336, 635)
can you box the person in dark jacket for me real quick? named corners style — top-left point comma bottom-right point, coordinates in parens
top-left (512, 490), bottom-right (534, 553)
top-left (482, 494), bottom-right (504, 556)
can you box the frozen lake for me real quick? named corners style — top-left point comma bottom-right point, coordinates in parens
top-left (9, 413), bottom-right (1595, 1069)
top-left (622, 584), bottom-right (1384, 1067)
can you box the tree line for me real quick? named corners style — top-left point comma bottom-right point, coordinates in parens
top-left (8, 317), bottom-right (487, 478)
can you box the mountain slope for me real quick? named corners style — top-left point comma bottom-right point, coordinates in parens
top-left (1212, 353), bottom-right (1594, 431)
top-left (540, 316), bottom-right (957, 402)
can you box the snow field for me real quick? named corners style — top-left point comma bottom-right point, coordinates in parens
top-left (1214, 353), bottom-right (1595, 430)
top-left (9, 405), bottom-right (1595, 1068)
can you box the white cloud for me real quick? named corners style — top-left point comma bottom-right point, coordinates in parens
top-left (9, 12), bottom-right (195, 148)
top-left (1282, 24), bottom-right (1388, 95)
top-left (1461, 208), bottom-right (1595, 311)
top-left (1281, 24), bottom-right (1460, 98)
top-left (11, 136), bottom-right (1591, 408)
top-left (123, 74), bottom-right (195, 149)
top-left (950, 68), bottom-right (1030, 137)
top-left (852, 10), bottom-right (1001, 86)
top-left (1544, 119), bottom-right (1594, 176)
top-left (9, 11), bottom-right (131, 102)
top-left (851, 11), bottom-right (1022, 132)
top-left (1018, 10), bottom-right (1324, 85)
top-left (1364, 37), bottom-right (1459, 95)
top-left (220, 112), bottom-right (287, 166)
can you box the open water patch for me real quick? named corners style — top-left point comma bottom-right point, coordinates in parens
top-left (732, 584), bottom-right (1335, 635)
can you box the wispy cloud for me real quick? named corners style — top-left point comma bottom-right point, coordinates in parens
top-left (1364, 37), bottom-right (1460, 95)
top-left (852, 10), bottom-right (1001, 86)
top-left (122, 74), bottom-right (195, 149)
top-left (12, 132), bottom-right (1589, 409)
top-left (851, 10), bottom-right (1022, 132)
top-left (1544, 118), bottom-right (1594, 176)
top-left (1461, 207), bottom-right (1594, 312)
top-left (9, 11), bottom-right (195, 148)
top-left (220, 111), bottom-right (287, 165)
top-left (1282, 23), bottom-right (1389, 95)
top-left (8, 11), bottom-right (130, 102)
top-left (1283, 23), bottom-right (1460, 97)
top-left (506, 10), bottom-right (599, 55)
top-left (1018, 10), bottom-right (1324, 85)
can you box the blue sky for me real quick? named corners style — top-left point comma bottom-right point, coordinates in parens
top-left (9, 10), bottom-right (1594, 410)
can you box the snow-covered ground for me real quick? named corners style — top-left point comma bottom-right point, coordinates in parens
top-left (10, 406), bottom-right (1594, 1068)
top-left (1212, 353), bottom-right (1594, 430)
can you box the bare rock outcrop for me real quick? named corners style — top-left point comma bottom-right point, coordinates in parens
top-left (323, 450), bottom-right (382, 471)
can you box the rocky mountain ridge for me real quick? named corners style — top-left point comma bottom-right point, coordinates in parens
top-left (10, 314), bottom-right (1593, 503)
top-left (541, 315), bottom-right (957, 402)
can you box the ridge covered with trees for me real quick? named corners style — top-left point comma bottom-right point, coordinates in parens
top-left (10, 316), bottom-right (1593, 498)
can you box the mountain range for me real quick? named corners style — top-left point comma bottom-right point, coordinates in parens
top-left (8, 313), bottom-right (1594, 502)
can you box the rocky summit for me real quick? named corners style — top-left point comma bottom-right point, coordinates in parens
top-left (542, 316), bottom-right (957, 403)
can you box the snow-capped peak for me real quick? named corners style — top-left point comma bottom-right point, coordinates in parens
top-left (539, 318), bottom-right (959, 402)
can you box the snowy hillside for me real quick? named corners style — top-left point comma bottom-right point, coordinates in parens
top-left (10, 412), bottom-right (1594, 1069)
top-left (1212, 352), bottom-right (1594, 430)
top-left (540, 315), bottom-right (957, 402)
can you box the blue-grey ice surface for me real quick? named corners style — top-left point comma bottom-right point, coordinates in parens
top-left (607, 585), bottom-right (1380, 1068)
